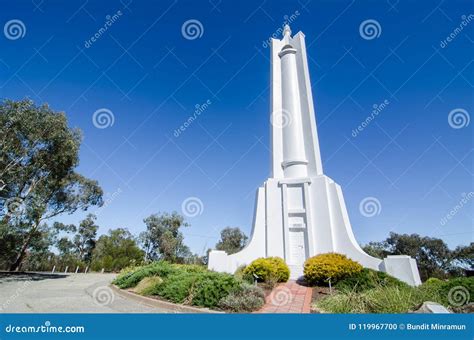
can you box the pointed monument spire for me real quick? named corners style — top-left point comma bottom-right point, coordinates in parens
top-left (283, 24), bottom-right (292, 38)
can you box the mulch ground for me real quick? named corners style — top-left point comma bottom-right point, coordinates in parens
top-left (310, 286), bottom-right (333, 313)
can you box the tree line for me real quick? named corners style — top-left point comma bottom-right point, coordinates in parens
top-left (0, 99), bottom-right (249, 272)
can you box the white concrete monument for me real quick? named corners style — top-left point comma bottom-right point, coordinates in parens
top-left (208, 25), bottom-right (421, 286)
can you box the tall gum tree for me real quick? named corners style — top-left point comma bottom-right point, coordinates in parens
top-left (0, 99), bottom-right (103, 271)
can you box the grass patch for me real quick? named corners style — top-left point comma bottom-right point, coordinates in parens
top-left (335, 268), bottom-right (408, 293)
top-left (133, 276), bottom-right (163, 295)
top-left (112, 261), bottom-right (176, 289)
top-left (317, 285), bottom-right (437, 313)
top-left (316, 276), bottom-right (474, 313)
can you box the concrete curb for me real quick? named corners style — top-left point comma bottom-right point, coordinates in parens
top-left (109, 284), bottom-right (224, 314)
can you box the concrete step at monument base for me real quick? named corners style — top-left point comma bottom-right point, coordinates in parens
top-left (288, 265), bottom-right (304, 280)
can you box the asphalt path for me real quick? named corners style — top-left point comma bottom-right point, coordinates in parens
top-left (0, 272), bottom-right (173, 313)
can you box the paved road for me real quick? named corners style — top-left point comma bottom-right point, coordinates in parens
top-left (0, 272), bottom-right (173, 313)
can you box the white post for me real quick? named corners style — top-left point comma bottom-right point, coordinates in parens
top-left (51, 265), bottom-right (56, 274)
top-left (101, 268), bottom-right (105, 274)
top-left (75, 266), bottom-right (79, 274)
top-left (85, 266), bottom-right (89, 274)
top-left (64, 266), bottom-right (68, 273)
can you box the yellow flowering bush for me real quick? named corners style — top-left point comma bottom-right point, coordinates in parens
top-left (304, 253), bottom-right (363, 286)
top-left (243, 257), bottom-right (290, 283)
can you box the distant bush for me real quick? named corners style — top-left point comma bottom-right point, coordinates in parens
top-left (219, 283), bottom-right (265, 312)
top-left (112, 261), bottom-right (176, 288)
top-left (335, 268), bottom-right (407, 293)
top-left (243, 257), bottom-right (290, 284)
top-left (304, 253), bottom-right (362, 286)
top-left (133, 276), bottom-right (163, 295)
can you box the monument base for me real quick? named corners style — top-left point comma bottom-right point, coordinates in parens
top-left (208, 175), bottom-right (422, 286)
top-left (382, 255), bottom-right (422, 286)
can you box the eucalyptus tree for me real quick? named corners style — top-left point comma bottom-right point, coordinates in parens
top-left (140, 212), bottom-right (190, 263)
top-left (215, 227), bottom-right (248, 255)
top-left (0, 99), bottom-right (103, 270)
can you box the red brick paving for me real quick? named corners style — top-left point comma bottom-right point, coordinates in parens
top-left (255, 281), bottom-right (312, 313)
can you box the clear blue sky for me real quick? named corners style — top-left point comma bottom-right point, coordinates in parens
top-left (1, 0), bottom-right (472, 255)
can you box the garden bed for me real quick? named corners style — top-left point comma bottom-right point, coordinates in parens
top-left (112, 261), bottom-right (267, 313)
top-left (110, 284), bottom-right (222, 313)
top-left (310, 275), bottom-right (474, 314)
top-left (310, 286), bottom-right (332, 313)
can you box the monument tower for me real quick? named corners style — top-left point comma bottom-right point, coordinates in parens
top-left (208, 25), bottom-right (421, 286)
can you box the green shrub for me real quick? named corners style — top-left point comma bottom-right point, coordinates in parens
top-left (417, 277), bottom-right (445, 304)
top-left (192, 272), bottom-right (240, 308)
top-left (219, 283), bottom-right (265, 312)
top-left (304, 253), bottom-right (363, 286)
top-left (112, 261), bottom-right (176, 288)
top-left (234, 265), bottom-right (253, 284)
top-left (112, 265), bottom-right (145, 287)
top-left (151, 271), bottom-right (199, 303)
top-left (172, 264), bottom-right (207, 273)
top-left (133, 276), bottom-right (163, 295)
top-left (243, 257), bottom-right (290, 283)
top-left (425, 277), bottom-right (443, 285)
top-left (420, 277), bottom-right (474, 307)
top-left (335, 268), bottom-right (408, 293)
top-left (150, 270), bottom-right (240, 308)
